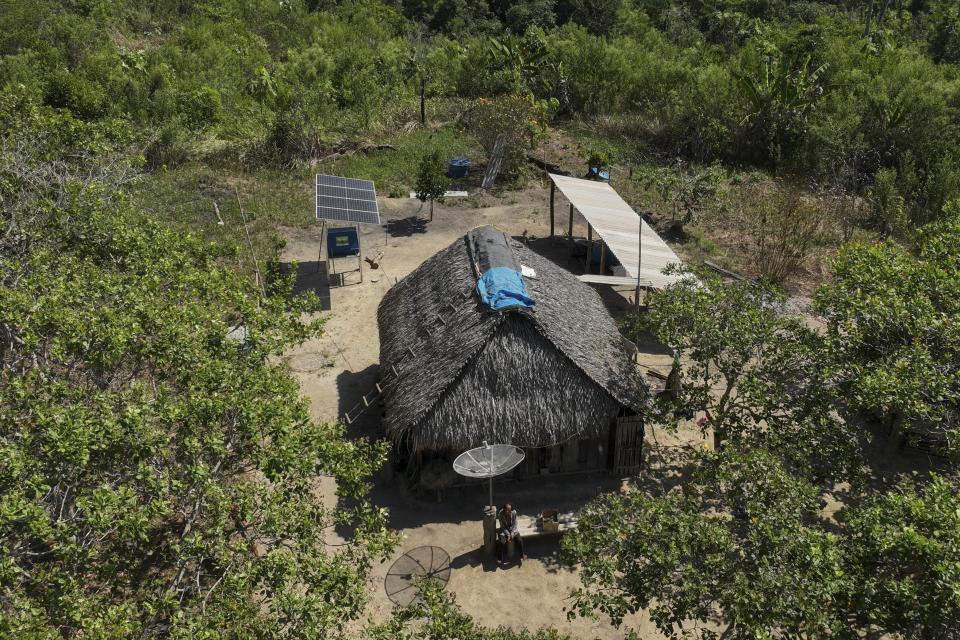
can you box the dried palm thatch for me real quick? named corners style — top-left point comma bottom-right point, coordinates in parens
top-left (377, 227), bottom-right (648, 453)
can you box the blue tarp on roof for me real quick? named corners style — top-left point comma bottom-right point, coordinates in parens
top-left (476, 267), bottom-right (535, 311)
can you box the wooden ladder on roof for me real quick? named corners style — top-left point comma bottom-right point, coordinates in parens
top-left (344, 363), bottom-right (402, 425)
top-left (342, 289), bottom-right (474, 425)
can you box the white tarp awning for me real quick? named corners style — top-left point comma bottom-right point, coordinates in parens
top-left (549, 173), bottom-right (684, 289)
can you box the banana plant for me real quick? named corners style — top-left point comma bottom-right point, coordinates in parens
top-left (487, 34), bottom-right (549, 95)
top-left (736, 53), bottom-right (827, 124)
top-left (735, 45), bottom-right (828, 164)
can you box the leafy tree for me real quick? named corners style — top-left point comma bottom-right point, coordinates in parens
top-left (637, 160), bottom-right (725, 225)
top-left (466, 94), bottom-right (554, 183)
top-left (556, 0), bottom-right (625, 36)
top-left (406, 25), bottom-right (435, 126)
top-left (585, 147), bottom-right (611, 173)
top-left (626, 272), bottom-right (861, 482)
top-left (844, 473), bottom-right (960, 638)
top-left (415, 149), bottom-right (450, 220)
top-left (570, 271), bottom-right (960, 639)
top-left (0, 95), bottom-right (395, 638)
top-left (564, 448), bottom-right (854, 638)
top-left (734, 42), bottom-right (828, 167)
top-left (867, 167), bottom-right (906, 238)
top-left (814, 207), bottom-right (960, 455)
top-left (567, 451), bottom-right (960, 638)
top-left (927, 0), bottom-right (960, 63)
top-left (501, 0), bottom-right (558, 34)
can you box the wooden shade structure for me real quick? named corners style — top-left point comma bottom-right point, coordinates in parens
top-left (547, 173), bottom-right (684, 290)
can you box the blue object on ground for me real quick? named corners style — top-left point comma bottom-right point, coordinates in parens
top-left (327, 226), bottom-right (360, 258)
top-left (476, 267), bottom-right (535, 311)
top-left (588, 166), bottom-right (610, 181)
top-left (448, 157), bottom-right (471, 179)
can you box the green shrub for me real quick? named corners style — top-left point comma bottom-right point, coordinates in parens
top-left (178, 85), bottom-right (222, 131)
top-left (44, 69), bottom-right (107, 119)
top-left (144, 119), bottom-right (191, 169)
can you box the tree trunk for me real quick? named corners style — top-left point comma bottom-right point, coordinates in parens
top-left (877, 0), bottom-right (891, 29)
top-left (420, 76), bottom-right (426, 125)
top-left (430, 198), bottom-right (434, 221)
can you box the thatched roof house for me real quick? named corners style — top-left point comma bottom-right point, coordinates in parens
top-left (377, 226), bottom-right (648, 455)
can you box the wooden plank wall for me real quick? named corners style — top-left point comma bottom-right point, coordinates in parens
top-left (513, 427), bottom-right (611, 478)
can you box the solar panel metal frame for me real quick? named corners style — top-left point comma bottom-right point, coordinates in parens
top-left (315, 173), bottom-right (381, 225)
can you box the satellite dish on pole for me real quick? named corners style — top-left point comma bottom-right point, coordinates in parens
top-left (453, 441), bottom-right (525, 508)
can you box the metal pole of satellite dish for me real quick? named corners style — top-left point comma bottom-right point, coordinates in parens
top-left (484, 441), bottom-right (493, 508)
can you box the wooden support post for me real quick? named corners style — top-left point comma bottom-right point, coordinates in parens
top-left (317, 219), bottom-right (327, 273)
top-left (585, 225), bottom-right (593, 273)
top-left (549, 181), bottom-right (555, 238)
top-left (599, 241), bottom-right (607, 274)
top-left (636, 216), bottom-right (643, 311)
top-left (357, 223), bottom-right (363, 283)
top-left (568, 203), bottom-right (574, 257)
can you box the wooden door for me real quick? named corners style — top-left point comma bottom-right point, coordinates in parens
top-left (613, 415), bottom-right (644, 475)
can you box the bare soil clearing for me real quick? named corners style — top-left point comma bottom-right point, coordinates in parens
top-left (280, 187), bottom-right (704, 638)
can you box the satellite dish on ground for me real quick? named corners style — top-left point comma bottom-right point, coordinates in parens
top-left (385, 546), bottom-right (451, 607)
top-left (453, 441), bottom-right (525, 508)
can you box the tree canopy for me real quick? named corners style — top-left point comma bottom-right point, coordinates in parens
top-left (0, 95), bottom-right (395, 638)
top-left (815, 208), bottom-right (960, 454)
top-left (568, 272), bottom-right (960, 639)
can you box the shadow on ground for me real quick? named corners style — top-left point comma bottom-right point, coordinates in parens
top-left (276, 260), bottom-right (332, 311)
top-left (449, 536), bottom-right (567, 574)
top-left (336, 365), bottom-right (382, 439)
top-left (385, 215), bottom-right (429, 237)
top-left (375, 469), bottom-right (623, 531)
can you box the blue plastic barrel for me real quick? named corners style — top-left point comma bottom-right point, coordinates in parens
top-left (447, 157), bottom-right (471, 179)
top-left (327, 227), bottom-right (360, 258)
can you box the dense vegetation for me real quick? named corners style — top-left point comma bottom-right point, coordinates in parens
top-left (3, 0), bottom-right (959, 227)
top-left (2, 1), bottom-right (959, 638)
top-left (571, 260), bottom-right (959, 638)
top-left (0, 95), bottom-right (400, 637)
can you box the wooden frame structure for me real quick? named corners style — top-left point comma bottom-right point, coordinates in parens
top-left (546, 173), bottom-right (684, 290)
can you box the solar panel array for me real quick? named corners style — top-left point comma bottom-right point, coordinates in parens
top-left (315, 174), bottom-right (380, 225)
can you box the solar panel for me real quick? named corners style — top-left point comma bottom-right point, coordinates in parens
top-left (315, 174), bottom-right (380, 225)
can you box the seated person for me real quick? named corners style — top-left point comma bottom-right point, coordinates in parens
top-left (496, 502), bottom-right (524, 565)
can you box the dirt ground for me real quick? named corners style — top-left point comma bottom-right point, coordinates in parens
top-left (278, 182), bottom-right (707, 639)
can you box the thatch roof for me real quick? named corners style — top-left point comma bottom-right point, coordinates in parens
top-left (377, 227), bottom-right (648, 453)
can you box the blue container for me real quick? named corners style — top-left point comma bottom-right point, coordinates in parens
top-left (447, 157), bottom-right (471, 179)
top-left (327, 226), bottom-right (360, 258)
